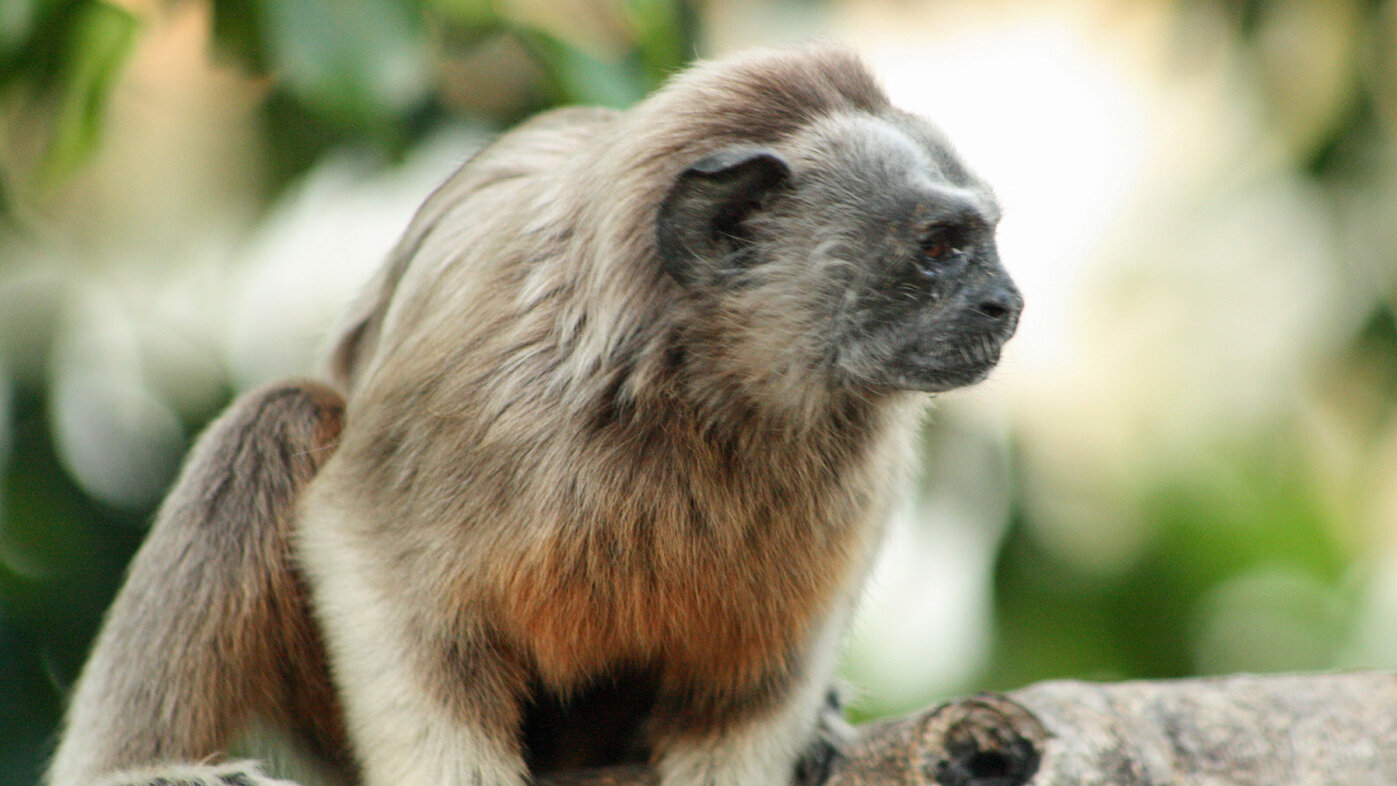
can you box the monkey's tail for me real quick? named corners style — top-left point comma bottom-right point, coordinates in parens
top-left (46, 380), bottom-right (349, 786)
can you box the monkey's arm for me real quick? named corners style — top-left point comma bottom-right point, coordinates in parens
top-left (47, 380), bottom-right (347, 786)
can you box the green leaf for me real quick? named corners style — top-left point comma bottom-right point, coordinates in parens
top-left (0, 0), bottom-right (79, 95)
top-left (257, 0), bottom-right (433, 128)
top-left (514, 27), bottom-right (646, 108)
top-left (36, 0), bottom-right (139, 191)
top-left (620, 0), bottom-right (689, 85)
top-left (209, 0), bottom-right (268, 73)
top-left (0, 0), bottom-right (39, 58)
top-left (426, 0), bottom-right (498, 29)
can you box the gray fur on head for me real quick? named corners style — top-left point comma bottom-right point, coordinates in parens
top-left (331, 44), bottom-right (1018, 432)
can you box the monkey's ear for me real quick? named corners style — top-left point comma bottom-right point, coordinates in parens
top-left (656, 147), bottom-right (791, 285)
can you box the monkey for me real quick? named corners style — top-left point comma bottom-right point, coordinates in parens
top-left (46, 44), bottom-right (1021, 786)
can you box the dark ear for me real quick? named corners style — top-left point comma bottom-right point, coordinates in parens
top-left (656, 147), bottom-right (792, 285)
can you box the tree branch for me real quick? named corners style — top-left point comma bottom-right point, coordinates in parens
top-left (538, 671), bottom-right (1397, 785)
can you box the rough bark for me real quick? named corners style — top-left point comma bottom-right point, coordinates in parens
top-left (538, 671), bottom-right (1397, 785)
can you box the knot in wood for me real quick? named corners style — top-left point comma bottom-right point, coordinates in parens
top-left (919, 694), bottom-right (1049, 786)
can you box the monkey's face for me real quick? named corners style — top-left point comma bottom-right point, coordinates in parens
top-left (818, 180), bottom-right (1022, 394)
top-left (656, 115), bottom-right (1021, 398)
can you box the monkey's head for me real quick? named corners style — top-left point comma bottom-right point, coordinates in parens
top-left (328, 47), bottom-right (1019, 418)
top-left (655, 109), bottom-right (1021, 399)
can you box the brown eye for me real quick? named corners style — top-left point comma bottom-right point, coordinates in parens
top-left (918, 227), bottom-right (964, 274)
top-left (922, 235), bottom-right (953, 260)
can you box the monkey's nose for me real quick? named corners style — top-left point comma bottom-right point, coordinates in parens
top-left (970, 284), bottom-right (1023, 330)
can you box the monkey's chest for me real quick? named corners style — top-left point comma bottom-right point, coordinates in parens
top-left (498, 510), bottom-right (869, 691)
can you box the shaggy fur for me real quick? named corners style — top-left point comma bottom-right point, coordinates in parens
top-left (49, 45), bottom-right (1019, 786)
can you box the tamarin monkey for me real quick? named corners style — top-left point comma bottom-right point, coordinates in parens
top-left (47, 45), bottom-right (1021, 786)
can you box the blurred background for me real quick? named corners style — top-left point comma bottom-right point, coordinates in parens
top-left (2, 0), bottom-right (1396, 782)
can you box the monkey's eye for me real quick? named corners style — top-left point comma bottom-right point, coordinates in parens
top-left (917, 227), bottom-right (966, 276)
top-left (923, 236), bottom-right (953, 259)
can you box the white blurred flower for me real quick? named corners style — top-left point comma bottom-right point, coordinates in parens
top-left (49, 289), bottom-right (187, 510)
top-left (227, 129), bottom-right (485, 388)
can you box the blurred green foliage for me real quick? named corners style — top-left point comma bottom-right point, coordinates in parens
top-left (0, 1), bottom-right (139, 200)
top-left (1, 0), bottom-right (696, 213)
top-left (988, 425), bottom-right (1352, 688)
top-left (976, 0), bottom-right (1397, 700)
top-left (0, 384), bottom-right (147, 785)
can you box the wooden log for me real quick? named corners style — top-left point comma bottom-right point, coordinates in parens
top-left (539, 671), bottom-right (1397, 785)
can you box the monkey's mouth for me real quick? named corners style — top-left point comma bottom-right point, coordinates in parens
top-left (895, 333), bottom-right (1009, 392)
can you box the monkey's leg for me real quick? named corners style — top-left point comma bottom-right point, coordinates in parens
top-left (296, 493), bottom-right (531, 786)
top-left (47, 381), bottom-right (348, 786)
top-left (653, 618), bottom-right (851, 786)
top-left (792, 689), bottom-right (854, 786)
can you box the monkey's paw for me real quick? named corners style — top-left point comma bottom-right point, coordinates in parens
top-left (97, 760), bottom-right (300, 786)
top-left (794, 689), bottom-right (855, 786)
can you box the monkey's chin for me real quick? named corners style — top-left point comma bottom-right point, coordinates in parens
top-left (884, 349), bottom-right (1005, 393)
top-left (903, 365), bottom-right (994, 393)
